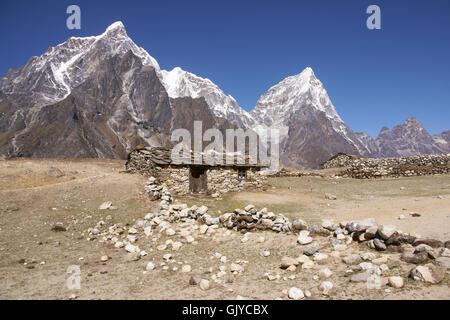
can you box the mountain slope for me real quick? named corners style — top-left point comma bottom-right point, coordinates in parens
top-left (0, 21), bottom-right (447, 167)
top-left (0, 51), bottom-right (172, 158)
top-left (0, 21), bottom-right (160, 108)
top-left (160, 67), bottom-right (254, 128)
top-left (432, 130), bottom-right (450, 153)
top-left (0, 23), bottom-right (232, 159)
top-left (249, 68), bottom-right (373, 168)
top-left (373, 117), bottom-right (448, 157)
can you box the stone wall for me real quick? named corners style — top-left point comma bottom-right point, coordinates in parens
top-left (155, 167), bottom-right (190, 195)
top-left (271, 168), bottom-right (324, 178)
top-left (320, 153), bottom-right (362, 169)
top-left (126, 148), bottom-right (267, 195)
top-left (153, 167), bottom-right (267, 196)
top-left (206, 168), bottom-right (267, 196)
top-left (333, 154), bottom-right (450, 179)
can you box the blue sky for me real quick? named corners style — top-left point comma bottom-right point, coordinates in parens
top-left (0, 0), bottom-right (449, 137)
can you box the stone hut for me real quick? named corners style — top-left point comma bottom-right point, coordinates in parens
top-left (126, 146), bottom-right (268, 195)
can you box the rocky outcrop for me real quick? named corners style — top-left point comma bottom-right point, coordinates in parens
top-left (250, 68), bottom-right (373, 169)
top-left (0, 51), bottom-right (173, 158)
top-left (373, 117), bottom-right (446, 157)
top-left (0, 22), bottom-right (235, 160)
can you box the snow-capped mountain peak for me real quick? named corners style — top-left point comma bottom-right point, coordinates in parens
top-left (160, 67), bottom-right (254, 128)
top-left (250, 67), bottom-right (343, 129)
top-left (0, 21), bottom-right (160, 105)
top-left (105, 21), bottom-right (126, 33)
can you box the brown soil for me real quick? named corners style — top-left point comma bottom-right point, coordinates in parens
top-left (0, 159), bottom-right (449, 300)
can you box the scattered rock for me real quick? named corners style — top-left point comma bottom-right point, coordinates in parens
top-left (281, 256), bottom-right (299, 269)
top-left (373, 238), bottom-right (387, 251)
top-left (47, 166), bottom-right (64, 177)
top-left (388, 276), bottom-right (404, 288)
top-left (319, 268), bottom-right (333, 279)
top-left (414, 244), bottom-right (437, 259)
top-left (126, 252), bottom-right (140, 262)
top-left (313, 253), bottom-right (329, 263)
top-left (125, 244), bottom-right (137, 253)
top-left (288, 287), bottom-right (304, 300)
top-left (372, 256), bottom-right (388, 265)
top-left (401, 250), bottom-right (428, 264)
top-left (303, 242), bottom-right (320, 256)
top-left (297, 230), bottom-right (313, 245)
top-left (410, 263), bottom-right (446, 284)
top-left (198, 225), bottom-right (209, 234)
top-left (343, 254), bottom-right (362, 265)
top-left (189, 277), bottom-right (200, 285)
top-left (413, 239), bottom-right (443, 248)
top-left (361, 252), bottom-right (377, 261)
top-left (377, 225), bottom-right (397, 240)
top-left (261, 250), bottom-right (270, 257)
top-left (325, 193), bottom-right (337, 200)
top-left (51, 225), bottom-right (67, 232)
top-left (435, 257), bottom-right (450, 270)
top-left (181, 265), bottom-right (192, 273)
top-left (199, 279), bottom-right (210, 290)
top-left (99, 201), bottom-right (113, 210)
top-left (385, 234), bottom-right (416, 246)
top-left (346, 218), bottom-right (377, 233)
top-left (321, 219), bottom-right (337, 231)
top-left (319, 281), bottom-right (333, 295)
top-left (230, 263), bottom-right (243, 273)
top-left (292, 219), bottom-right (308, 231)
top-left (440, 248), bottom-right (450, 257)
top-left (350, 272), bottom-right (370, 283)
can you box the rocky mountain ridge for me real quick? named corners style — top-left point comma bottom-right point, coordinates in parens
top-left (0, 21), bottom-right (448, 168)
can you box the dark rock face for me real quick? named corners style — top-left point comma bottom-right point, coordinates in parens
top-left (280, 110), bottom-right (364, 168)
top-left (433, 130), bottom-right (450, 153)
top-left (0, 22), bottom-right (158, 108)
top-left (0, 22), bottom-right (241, 160)
top-left (0, 51), bottom-right (173, 158)
top-left (0, 50), bottom-right (238, 159)
top-left (250, 68), bottom-right (372, 169)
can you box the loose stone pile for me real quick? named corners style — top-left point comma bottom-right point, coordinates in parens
top-left (322, 153), bottom-right (450, 178)
top-left (144, 177), bottom-right (173, 202)
top-left (322, 217), bottom-right (450, 267)
top-left (320, 153), bottom-right (362, 169)
top-left (153, 201), bottom-right (292, 233)
top-left (220, 205), bottom-right (292, 232)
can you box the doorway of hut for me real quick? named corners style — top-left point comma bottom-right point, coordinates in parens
top-left (189, 166), bottom-right (207, 194)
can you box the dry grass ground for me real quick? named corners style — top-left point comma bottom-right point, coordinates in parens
top-left (0, 158), bottom-right (449, 300)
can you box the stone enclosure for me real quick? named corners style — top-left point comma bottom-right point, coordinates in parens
top-left (321, 153), bottom-right (450, 179)
top-left (126, 146), bottom-right (268, 196)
